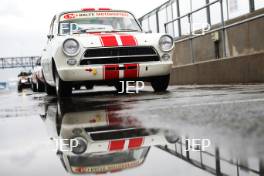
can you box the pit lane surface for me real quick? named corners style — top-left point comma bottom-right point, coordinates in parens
top-left (1, 84), bottom-right (264, 176)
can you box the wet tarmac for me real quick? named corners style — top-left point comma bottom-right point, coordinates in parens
top-left (1, 84), bottom-right (264, 176)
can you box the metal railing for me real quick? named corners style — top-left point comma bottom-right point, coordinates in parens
top-left (139, 0), bottom-right (258, 35)
top-left (165, 0), bottom-right (226, 62)
top-left (0, 56), bottom-right (40, 69)
top-left (139, 0), bottom-right (263, 63)
top-left (157, 138), bottom-right (264, 176)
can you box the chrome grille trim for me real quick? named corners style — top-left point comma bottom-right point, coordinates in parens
top-left (80, 46), bottom-right (160, 65)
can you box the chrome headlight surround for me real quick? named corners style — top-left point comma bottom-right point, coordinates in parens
top-left (71, 137), bottom-right (87, 155)
top-left (159, 35), bottom-right (174, 52)
top-left (62, 38), bottom-right (80, 56)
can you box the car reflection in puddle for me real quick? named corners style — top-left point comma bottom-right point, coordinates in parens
top-left (40, 98), bottom-right (264, 176)
top-left (41, 99), bottom-right (179, 174)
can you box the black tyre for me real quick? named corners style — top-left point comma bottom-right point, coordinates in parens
top-left (55, 71), bottom-right (72, 97)
top-left (74, 85), bottom-right (81, 90)
top-left (151, 75), bottom-right (170, 92)
top-left (45, 82), bottom-right (56, 96)
top-left (17, 85), bottom-right (22, 92)
top-left (37, 79), bottom-right (45, 92)
top-left (85, 84), bottom-right (94, 90)
top-left (32, 82), bottom-right (37, 92)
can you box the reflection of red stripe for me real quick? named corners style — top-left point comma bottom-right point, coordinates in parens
top-left (128, 138), bottom-right (143, 149)
top-left (104, 64), bottom-right (119, 80)
top-left (124, 64), bottom-right (139, 78)
top-left (109, 140), bottom-right (125, 151)
top-left (120, 35), bottom-right (137, 46)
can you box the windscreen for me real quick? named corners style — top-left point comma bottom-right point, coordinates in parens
top-left (59, 11), bottom-right (141, 35)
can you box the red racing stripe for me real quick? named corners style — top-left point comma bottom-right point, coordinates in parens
top-left (109, 140), bottom-right (125, 151)
top-left (91, 32), bottom-right (137, 46)
top-left (124, 63), bottom-right (139, 78)
top-left (91, 33), bottom-right (118, 47)
top-left (128, 138), bottom-right (144, 149)
top-left (104, 64), bottom-right (119, 80)
top-left (119, 35), bottom-right (137, 46)
top-left (100, 35), bottom-right (118, 47)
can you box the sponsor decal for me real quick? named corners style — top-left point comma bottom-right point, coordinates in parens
top-left (71, 159), bottom-right (144, 173)
top-left (95, 12), bottom-right (129, 17)
top-left (91, 68), bottom-right (97, 75)
top-left (63, 13), bottom-right (76, 19)
top-left (85, 68), bottom-right (93, 72)
top-left (61, 12), bottom-right (130, 21)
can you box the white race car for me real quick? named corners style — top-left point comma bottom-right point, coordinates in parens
top-left (41, 8), bottom-right (174, 97)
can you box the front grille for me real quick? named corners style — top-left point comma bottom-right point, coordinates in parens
top-left (89, 128), bottom-right (159, 141)
top-left (80, 46), bottom-right (159, 65)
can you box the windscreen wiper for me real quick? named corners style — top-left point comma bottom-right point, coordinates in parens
top-left (75, 27), bottom-right (107, 33)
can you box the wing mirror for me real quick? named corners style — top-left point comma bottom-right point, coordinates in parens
top-left (47, 34), bottom-right (54, 39)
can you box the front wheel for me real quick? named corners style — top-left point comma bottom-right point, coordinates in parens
top-left (74, 85), bottom-right (81, 90)
top-left (85, 84), bottom-right (94, 90)
top-left (17, 84), bottom-right (22, 92)
top-left (45, 82), bottom-right (56, 96)
top-left (32, 82), bottom-right (37, 92)
top-left (37, 79), bottom-right (45, 92)
top-left (55, 71), bottom-right (72, 98)
top-left (151, 75), bottom-right (170, 92)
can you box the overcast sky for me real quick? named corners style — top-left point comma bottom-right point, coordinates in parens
top-left (0, 0), bottom-right (166, 57)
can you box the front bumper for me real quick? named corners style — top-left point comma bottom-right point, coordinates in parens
top-left (58, 61), bottom-right (172, 82)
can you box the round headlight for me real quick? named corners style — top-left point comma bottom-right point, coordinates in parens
top-left (63, 39), bottom-right (80, 56)
top-left (71, 137), bottom-right (87, 154)
top-left (159, 35), bottom-right (174, 52)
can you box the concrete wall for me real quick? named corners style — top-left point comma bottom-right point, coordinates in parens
top-left (172, 8), bottom-right (264, 67)
top-left (170, 51), bottom-right (264, 85)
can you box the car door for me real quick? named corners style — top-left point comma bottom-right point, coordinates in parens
top-left (42, 16), bottom-right (56, 85)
